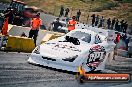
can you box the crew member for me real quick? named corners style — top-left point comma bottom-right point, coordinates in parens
top-left (28, 13), bottom-right (42, 46)
top-left (51, 18), bottom-right (63, 31)
top-left (1, 17), bottom-right (9, 35)
top-left (1, 10), bottom-right (11, 35)
top-left (67, 16), bottom-right (77, 32)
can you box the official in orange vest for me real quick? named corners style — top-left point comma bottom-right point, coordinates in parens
top-left (28, 13), bottom-right (42, 46)
top-left (1, 17), bottom-right (9, 35)
top-left (68, 16), bottom-right (77, 31)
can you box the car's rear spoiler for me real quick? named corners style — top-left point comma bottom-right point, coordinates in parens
top-left (76, 24), bottom-right (109, 37)
top-left (76, 23), bottom-right (132, 38)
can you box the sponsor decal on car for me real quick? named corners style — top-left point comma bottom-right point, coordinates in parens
top-left (87, 45), bottom-right (106, 68)
top-left (52, 44), bottom-right (81, 52)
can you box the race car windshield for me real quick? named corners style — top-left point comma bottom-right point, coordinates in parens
top-left (65, 36), bottom-right (80, 45)
top-left (68, 31), bottom-right (91, 43)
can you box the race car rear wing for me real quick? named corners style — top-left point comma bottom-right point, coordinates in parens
top-left (86, 26), bottom-right (116, 44)
top-left (76, 23), bottom-right (132, 40)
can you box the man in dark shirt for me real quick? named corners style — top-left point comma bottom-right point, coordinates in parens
top-left (65, 8), bottom-right (70, 17)
top-left (115, 19), bottom-right (119, 31)
top-left (51, 18), bottom-right (63, 31)
top-left (107, 18), bottom-right (111, 29)
top-left (76, 9), bottom-right (81, 21)
top-left (91, 14), bottom-right (95, 27)
top-left (95, 15), bottom-right (99, 26)
top-left (123, 21), bottom-right (128, 33)
top-left (111, 18), bottom-right (116, 29)
top-left (120, 20), bottom-right (124, 32)
top-left (59, 6), bottom-right (64, 17)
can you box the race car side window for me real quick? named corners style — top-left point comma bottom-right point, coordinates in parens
top-left (95, 35), bottom-right (102, 44)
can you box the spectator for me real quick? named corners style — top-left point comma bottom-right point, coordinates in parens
top-left (128, 37), bottom-right (132, 57)
top-left (59, 5), bottom-right (64, 17)
top-left (118, 20), bottom-right (122, 32)
top-left (115, 19), bottom-right (119, 31)
top-left (28, 13), bottom-right (42, 46)
top-left (129, 24), bottom-right (132, 35)
top-left (98, 16), bottom-right (104, 28)
top-left (91, 14), bottom-right (95, 27)
top-left (95, 15), bottom-right (99, 26)
top-left (114, 33), bottom-right (120, 44)
top-left (111, 18), bottom-right (116, 29)
top-left (102, 17), bottom-right (105, 27)
top-left (65, 8), bottom-right (70, 17)
top-left (113, 32), bottom-right (120, 60)
top-left (51, 18), bottom-right (63, 31)
top-left (120, 20), bottom-right (124, 32)
top-left (107, 18), bottom-right (111, 29)
top-left (123, 34), bottom-right (129, 50)
top-left (76, 9), bottom-right (81, 21)
top-left (115, 34), bottom-right (127, 51)
top-left (122, 34), bottom-right (127, 42)
top-left (117, 35), bottom-right (127, 50)
top-left (123, 21), bottom-right (128, 33)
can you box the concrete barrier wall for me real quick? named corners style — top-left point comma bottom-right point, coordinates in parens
top-left (6, 36), bottom-right (35, 53)
top-left (8, 24), bottom-right (14, 32)
top-left (8, 26), bottom-right (30, 37)
top-left (8, 26), bottom-right (64, 46)
top-left (8, 26), bottom-right (46, 46)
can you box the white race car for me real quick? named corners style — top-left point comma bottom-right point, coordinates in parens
top-left (28, 29), bottom-right (115, 72)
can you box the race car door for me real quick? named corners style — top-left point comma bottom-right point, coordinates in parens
top-left (83, 34), bottom-right (107, 72)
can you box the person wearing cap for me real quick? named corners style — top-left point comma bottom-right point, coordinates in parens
top-left (28, 13), bottom-right (42, 46)
top-left (67, 16), bottom-right (77, 31)
top-left (51, 18), bottom-right (63, 32)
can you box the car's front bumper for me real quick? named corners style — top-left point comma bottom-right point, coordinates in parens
top-left (27, 54), bottom-right (79, 72)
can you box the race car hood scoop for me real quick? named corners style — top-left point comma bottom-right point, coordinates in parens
top-left (39, 42), bottom-right (85, 59)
